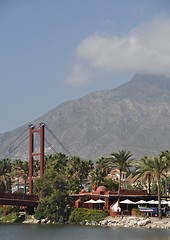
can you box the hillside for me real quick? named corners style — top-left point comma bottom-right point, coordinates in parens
top-left (1, 73), bottom-right (170, 161)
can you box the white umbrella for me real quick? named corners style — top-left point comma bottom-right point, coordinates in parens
top-left (84, 199), bottom-right (97, 204)
top-left (95, 199), bottom-right (105, 203)
top-left (148, 200), bottom-right (158, 204)
top-left (161, 200), bottom-right (169, 205)
top-left (135, 200), bottom-right (147, 204)
top-left (120, 199), bottom-right (135, 204)
top-left (120, 199), bottom-right (134, 211)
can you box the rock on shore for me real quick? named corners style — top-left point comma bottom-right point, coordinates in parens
top-left (98, 216), bottom-right (170, 229)
top-left (22, 214), bottom-right (170, 230)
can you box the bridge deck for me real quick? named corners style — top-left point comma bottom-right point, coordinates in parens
top-left (0, 193), bottom-right (39, 207)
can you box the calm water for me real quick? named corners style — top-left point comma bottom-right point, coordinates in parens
top-left (0, 224), bottom-right (170, 240)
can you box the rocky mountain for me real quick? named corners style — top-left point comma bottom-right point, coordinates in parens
top-left (1, 72), bottom-right (170, 161)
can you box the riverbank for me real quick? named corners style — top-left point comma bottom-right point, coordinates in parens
top-left (22, 214), bottom-right (170, 230)
top-left (98, 216), bottom-right (170, 229)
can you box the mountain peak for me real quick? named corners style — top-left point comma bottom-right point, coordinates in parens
top-left (1, 72), bottom-right (170, 161)
top-left (130, 72), bottom-right (170, 88)
top-left (112, 72), bottom-right (170, 103)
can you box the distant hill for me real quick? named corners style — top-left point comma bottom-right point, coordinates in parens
top-left (1, 72), bottom-right (170, 161)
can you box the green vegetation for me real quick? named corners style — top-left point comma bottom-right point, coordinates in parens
top-left (0, 206), bottom-right (23, 223)
top-left (106, 150), bottom-right (133, 197)
top-left (0, 211), bottom-right (19, 223)
top-left (0, 158), bottom-right (28, 194)
top-left (69, 208), bottom-right (109, 224)
top-left (135, 154), bottom-right (170, 219)
top-left (0, 148), bottom-right (170, 223)
top-left (34, 154), bottom-right (94, 223)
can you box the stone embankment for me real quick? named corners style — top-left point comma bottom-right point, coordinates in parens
top-left (23, 215), bottom-right (170, 230)
top-left (97, 216), bottom-right (170, 229)
top-left (23, 215), bottom-right (55, 224)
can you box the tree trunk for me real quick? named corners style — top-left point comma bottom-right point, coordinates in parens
top-left (164, 175), bottom-right (168, 195)
top-left (157, 177), bottom-right (162, 219)
top-left (147, 174), bottom-right (151, 195)
top-left (118, 170), bottom-right (122, 197)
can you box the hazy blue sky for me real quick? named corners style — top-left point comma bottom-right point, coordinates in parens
top-left (0, 0), bottom-right (170, 133)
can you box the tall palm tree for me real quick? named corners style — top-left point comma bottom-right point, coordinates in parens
top-left (10, 166), bottom-right (25, 192)
top-left (96, 157), bottom-right (110, 177)
top-left (160, 150), bottom-right (170, 195)
top-left (89, 168), bottom-right (105, 187)
top-left (135, 156), bottom-right (153, 195)
top-left (11, 159), bottom-right (29, 193)
top-left (0, 174), bottom-right (11, 192)
top-left (135, 156), bottom-right (168, 219)
top-left (107, 150), bottom-right (133, 197)
top-left (0, 158), bottom-right (12, 175)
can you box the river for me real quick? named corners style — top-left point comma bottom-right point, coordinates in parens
top-left (0, 224), bottom-right (170, 240)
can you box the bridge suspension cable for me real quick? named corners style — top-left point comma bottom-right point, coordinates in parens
top-left (4, 133), bottom-right (30, 159)
top-left (44, 138), bottom-right (59, 155)
top-left (45, 125), bottom-right (72, 157)
top-left (0, 125), bottom-right (30, 158)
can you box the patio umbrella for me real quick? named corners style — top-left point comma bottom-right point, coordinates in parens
top-left (135, 200), bottom-right (147, 204)
top-left (95, 199), bottom-right (105, 203)
top-left (161, 200), bottom-right (169, 205)
top-left (120, 199), bottom-right (134, 204)
top-left (148, 200), bottom-right (158, 204)
top-left (84, 199), bottom-right (97, 204)
top-left (120, 199), bottom-right (134, 211)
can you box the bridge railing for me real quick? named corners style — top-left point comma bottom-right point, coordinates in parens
top-left (0, 192), bottom-right (38, 201)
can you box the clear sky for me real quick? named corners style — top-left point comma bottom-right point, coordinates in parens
top-left (0, 0), bottom-right (170, 133)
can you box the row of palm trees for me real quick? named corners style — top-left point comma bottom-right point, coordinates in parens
top-left (98, 149), bottom-right (170, 219)
top-left (134, 152), bottom-right (170, 219)
top-left (0, 149), bottom-right (170, 218)
top-left (0, 158), bottom-right (39, 193)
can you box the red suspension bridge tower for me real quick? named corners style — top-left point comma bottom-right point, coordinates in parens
top-left (29, 123), bottom-right (45, 195)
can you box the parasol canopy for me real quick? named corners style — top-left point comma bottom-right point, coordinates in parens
top-left (84, 199), bottom-right (97, 204)
top-left (135, 200), bottom-right (147, 204)
top-left (95, 199), bottom-right (105, 203)
top-left (120, 199), bottom-right (135, 204)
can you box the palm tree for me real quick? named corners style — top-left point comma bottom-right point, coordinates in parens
top-left (135, 156), bottom-right (153, 195)
top-left (96, 157), bottom-right (110, 177)
top-left (107, 150), bottom-right (133, 197)
top-left (135, 156), bottom-right (168, 219)
top-left (0, 158), bottom-right (12, 175)
top-left (10, 166), bottom-right (25, 192)
top-left (66, 156), bottom-right (93, 193)
top-left (0, 159), bottom-right (12, 193)
top-left (160, 150), bottom-right (170, 195)
top-left (89, 168), bottom-right (105, 187)
top-left (11, 159), bottom-right (29, 193)
top-left (45, 153), bottom-right (68, 174)
top-left (0, 174), bottom-right (11, 192)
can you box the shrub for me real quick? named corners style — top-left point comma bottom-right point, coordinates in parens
top-left (69, 208), bottom-right (109, 224)
top-left (0, 211), bottom-right (20, 223)
top-left (0, 207), bottom-right (3, 216)
top-left (2, 205), bottom-right (19, 216)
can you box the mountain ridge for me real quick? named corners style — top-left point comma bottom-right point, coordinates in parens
top-left (1, 72), bottom-right (170, 161)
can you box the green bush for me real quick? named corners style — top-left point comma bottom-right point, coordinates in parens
top-left (2, 205), bottom-right (19, 216)
top-left (0, 211), bottom-right (20, 223)
top-left (0, 208), bottom-right (3, 217)
top-left (69, 208), bottom-right (109, 224)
